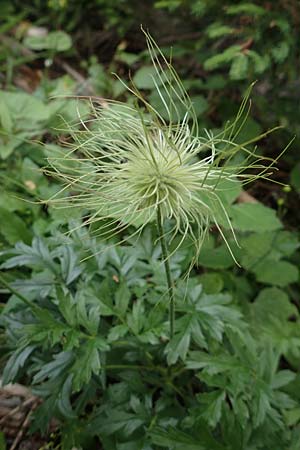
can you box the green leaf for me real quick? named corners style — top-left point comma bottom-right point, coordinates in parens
top-left (21, 157), bottom-right (43, 185)
top-left (33, 351), bottom-right (73, 384)
top-left (206, 22), bottom-right (233, 39)
top-left (166, 289), bottom-right (243, 364)
top-left (75, 290), bottom-right (100, 335)
top-left (229, 54), bottom-right (249, 80)
top-left (1, 238), bottom-right (57, 273)
top-left (149, 88), bottom-right (187, 121)
top-left (248, 50), bottom-right (270, 74)
top-left (0, 207), bottom-right (32, 244)
top-left (186, 351), bottom-right (241, 374)
top-left (240, 230), bottom-right (299, 271)
top-left (133, 66), bottom-right (162, 89)
top-left (56, 289), bottom-right (76, 327)
top-left (240, 232), bottom-right (275, 270)
top-left (24, 31), bottom-right (72, 52)
top-left (271, 41), bottom-right (289, 63)
top-left (285, 407), bottom-right (300, 426)
top-left (57, 375), bottom-right (77, 419)
top-left (198, 390), bottom-right (226, 427)
top-left (253, 390), bottom-right (271, 427)
top-left (71, 338), bottom-right (109, 391)
top-left (149, 426), bottom-right (206, 449)
top-left (127, 299), bottom-right (145, 335)
top-left (31, 309), bottom-right (69, 344)
top-left (2, 345), bottom-right (36, 384)
top-left (271, 370), bottom-right (296, 389)
top-left (58, 245), bottom-right (83, 285)
top-left (204, 45), bottom-right (241, 70)
top-left (96, 409), bottom-right (146, 437)
top-left (217, 178), bottom-right (242, 205)
top-left (200, 273), bottom-right (224, 294)
top-left (0, 90), bottom-right (50, 126)
top-left (0, 95), bottom-right (13, 132)
top-left (116, 51), bottom-right (140, 66)
top-left (233, 116), bottom-right (263, 144)
top-left (290, 162), bottom-right (300, 192)
top-left (165, 315), bottom-right (195, 365)
top-left (108, 324), bottom-right (128, 342)
top-left (253, 287), bottom-right (298, 322)
top-left (228, 203), bottom-right (282, 232)
top-left (0, 192), bottom-right (25, 212)
top-left (273, 231), bottom-right (300, 257)
top-left (254, 260), bottom-right (298, 287)
top-left (226, 3), bottom-right (265, 15)
top-left (198, 237), bottom-right (235, 269)
top-left (191, 95), bottom-right (208, 116)
top-left (115, 283), bottom-right (131, 317)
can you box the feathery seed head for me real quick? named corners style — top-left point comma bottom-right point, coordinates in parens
top-left (47, 30), bottom-right (281, 260)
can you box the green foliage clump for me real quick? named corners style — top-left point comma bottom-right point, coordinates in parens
top-left (0, 219), bottom-right (300, 449)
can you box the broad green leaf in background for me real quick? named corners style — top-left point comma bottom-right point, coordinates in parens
top-left (240, 230), bottom-right (299, 271)
top-left (228, 203), bottom-right (282, 232)
top-left (0, 91), bottom-right (50, 127)
top-left (191, 95), bottom-right (208, 116)
top-left (0, 207), bottom-right (32, 244)
top-left (240, 232), bottom-right (275, 270)
top-left (199, 273), bottom-right (224, 294)
top-left (0, 90), bottom-right (50, 158)
top-left (233, 116), bottom-right (263, 144)
top-left (253, 287), bottom-right (298, 323)
top-left (290, 163), bottom-right (300, 192)
top-left (254, 260), bottom-right (299, 287)
top-left (24, 31), bottom-right (72, 52)
top-left (215, 178), bottom-right (242, 205)
top-left (198, 239), bottom-right (235, 270)
top-left (250, 287), bottom-right (300, 364)
top-left (133, 66), bottom-right (162, 90)
top-left (273, 231), bottom-right (300, 256)
top-left (0, 192), bottom-right (26, 212)
top-left (0, 131), bottom-right (30, 159)
top-left (21, 157), bottom-right (43, 186)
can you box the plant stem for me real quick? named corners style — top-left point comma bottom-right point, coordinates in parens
top-left (0, 273), bottom-right (37, 310)
top-left (156, 205), bottom-right (175, 339)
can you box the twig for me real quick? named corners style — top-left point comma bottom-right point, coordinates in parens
top-left (9, 400), bottom-right (37, 450)
top-left (0, 396), bottom-right (36, 426)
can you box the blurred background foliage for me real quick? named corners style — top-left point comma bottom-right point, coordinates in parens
top-left (0, 0), bottom-right (299, 264)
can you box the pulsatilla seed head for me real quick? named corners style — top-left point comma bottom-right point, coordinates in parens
top-left (46, 30), bottom-right (281, 261)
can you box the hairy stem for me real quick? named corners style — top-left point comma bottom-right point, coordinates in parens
top-left (156, 206), bottom-right (175, 339)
